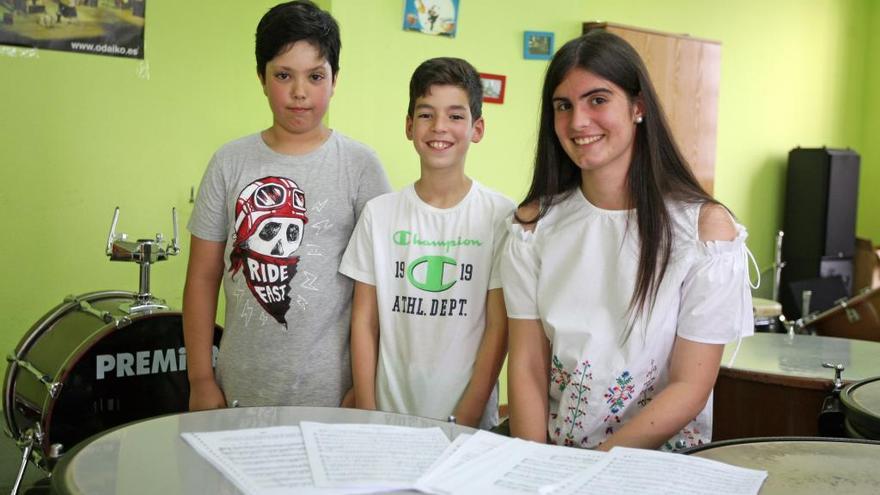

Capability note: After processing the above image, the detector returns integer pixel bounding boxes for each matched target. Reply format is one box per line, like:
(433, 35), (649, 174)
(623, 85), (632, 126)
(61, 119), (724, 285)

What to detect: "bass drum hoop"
(3, 290), (135, 443)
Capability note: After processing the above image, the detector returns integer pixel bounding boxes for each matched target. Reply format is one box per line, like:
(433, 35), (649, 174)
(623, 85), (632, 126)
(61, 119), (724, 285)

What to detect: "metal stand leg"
(11, 434), (34, 495)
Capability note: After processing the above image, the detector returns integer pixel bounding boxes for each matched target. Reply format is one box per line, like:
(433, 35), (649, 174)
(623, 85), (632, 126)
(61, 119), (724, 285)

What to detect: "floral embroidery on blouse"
(551, 356), (593, 447)
(603, 371), (635, 434)
(637, 360), (658, 407)
(663, 420), (704, 451)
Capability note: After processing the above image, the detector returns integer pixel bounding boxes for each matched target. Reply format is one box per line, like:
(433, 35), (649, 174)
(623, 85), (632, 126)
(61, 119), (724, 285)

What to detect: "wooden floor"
(0, 433), (50, 494)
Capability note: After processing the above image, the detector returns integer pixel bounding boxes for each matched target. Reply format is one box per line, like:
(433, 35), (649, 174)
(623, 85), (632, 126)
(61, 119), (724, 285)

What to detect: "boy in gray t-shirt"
(184, 1), (390, 410)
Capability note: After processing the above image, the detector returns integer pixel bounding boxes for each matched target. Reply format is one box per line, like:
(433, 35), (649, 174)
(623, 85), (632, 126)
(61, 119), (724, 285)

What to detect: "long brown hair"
(520, 31), (716, 332)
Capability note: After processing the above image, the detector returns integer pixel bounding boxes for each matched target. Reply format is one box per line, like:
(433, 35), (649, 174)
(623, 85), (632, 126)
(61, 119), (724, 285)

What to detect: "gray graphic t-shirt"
(188, 131), (390, 407)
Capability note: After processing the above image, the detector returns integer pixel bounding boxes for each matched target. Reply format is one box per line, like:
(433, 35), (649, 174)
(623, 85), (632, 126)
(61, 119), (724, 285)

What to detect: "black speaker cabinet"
(780, 147), (860, 317)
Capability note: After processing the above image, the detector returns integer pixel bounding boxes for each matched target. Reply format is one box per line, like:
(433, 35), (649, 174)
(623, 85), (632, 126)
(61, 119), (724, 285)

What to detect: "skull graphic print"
(229, 177), (308, 326)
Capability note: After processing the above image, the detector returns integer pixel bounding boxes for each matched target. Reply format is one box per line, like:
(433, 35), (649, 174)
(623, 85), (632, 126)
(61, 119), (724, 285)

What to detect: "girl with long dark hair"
(501, 31), (753, 450)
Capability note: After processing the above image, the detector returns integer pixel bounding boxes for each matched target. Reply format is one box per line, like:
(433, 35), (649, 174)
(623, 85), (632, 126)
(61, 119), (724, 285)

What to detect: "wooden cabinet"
(583, 22), (721, 195)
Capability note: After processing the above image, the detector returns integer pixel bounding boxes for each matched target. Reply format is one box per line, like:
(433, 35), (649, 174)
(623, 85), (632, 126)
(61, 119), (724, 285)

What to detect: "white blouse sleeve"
(500, 220), (541, 319)
(676, 225), (754, 344)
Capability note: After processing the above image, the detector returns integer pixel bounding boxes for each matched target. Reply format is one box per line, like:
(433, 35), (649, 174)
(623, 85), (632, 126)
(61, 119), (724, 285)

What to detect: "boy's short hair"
(408, 57), (483, 120)
(255, 0), (340, 80)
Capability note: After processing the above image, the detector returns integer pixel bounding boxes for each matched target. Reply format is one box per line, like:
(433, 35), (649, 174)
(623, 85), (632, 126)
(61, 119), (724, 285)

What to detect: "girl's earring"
(635, 115), (643, 124)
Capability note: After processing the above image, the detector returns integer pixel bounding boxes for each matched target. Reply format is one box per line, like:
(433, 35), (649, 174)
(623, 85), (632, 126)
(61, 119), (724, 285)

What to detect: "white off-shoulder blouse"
(501, 190), (753, 450)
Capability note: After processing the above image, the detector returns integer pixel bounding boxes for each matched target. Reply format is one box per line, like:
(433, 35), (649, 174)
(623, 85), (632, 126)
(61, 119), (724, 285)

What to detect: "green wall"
(859, 0), (880, 240)
(332, 0), (875, 297)
(0, 1), (281, 355)
(1, 1), (876, 405)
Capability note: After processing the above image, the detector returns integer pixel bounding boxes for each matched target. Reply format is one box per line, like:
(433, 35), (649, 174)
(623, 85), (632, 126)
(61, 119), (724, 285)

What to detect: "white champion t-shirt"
(341, 180), (515, 428)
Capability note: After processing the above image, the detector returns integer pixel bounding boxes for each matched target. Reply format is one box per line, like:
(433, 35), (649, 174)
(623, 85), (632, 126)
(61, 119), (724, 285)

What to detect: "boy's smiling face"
(261, 40), (335, 141)
(406, 84), (484, 172)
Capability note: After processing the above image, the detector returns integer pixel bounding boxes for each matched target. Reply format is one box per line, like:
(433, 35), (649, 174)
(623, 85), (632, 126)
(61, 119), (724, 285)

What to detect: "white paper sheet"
(300, 421), (451, 490)
(422, 433), (474, 477)
(181, 426), (362, 495)
(545, 446), (767, 495)
(418, 430), (512, 488)
(419, 437), (605, 495)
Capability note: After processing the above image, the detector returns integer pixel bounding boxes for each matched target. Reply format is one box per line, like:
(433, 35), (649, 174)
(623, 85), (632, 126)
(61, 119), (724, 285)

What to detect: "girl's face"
(552, 68), (642, 176)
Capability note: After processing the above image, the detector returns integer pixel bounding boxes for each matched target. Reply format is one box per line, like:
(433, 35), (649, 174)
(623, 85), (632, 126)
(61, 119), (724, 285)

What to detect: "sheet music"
(544, 446), (767, 495)
(299, 421), (451, 490)
(418, 430), (512, 487)
(422, 433), (474, 476)
(181, 426), (365, 495)
(419, 437), (605, 494)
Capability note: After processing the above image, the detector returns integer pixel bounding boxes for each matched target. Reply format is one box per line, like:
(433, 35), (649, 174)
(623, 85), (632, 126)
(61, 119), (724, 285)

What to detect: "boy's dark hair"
(408, 57), (483, 120)
(255, 1), (341, 80)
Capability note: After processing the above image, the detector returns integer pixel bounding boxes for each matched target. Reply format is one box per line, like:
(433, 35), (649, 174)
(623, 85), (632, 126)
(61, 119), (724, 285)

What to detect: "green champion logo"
(407, 255), (457, 292)
(393, 230), (482, 252)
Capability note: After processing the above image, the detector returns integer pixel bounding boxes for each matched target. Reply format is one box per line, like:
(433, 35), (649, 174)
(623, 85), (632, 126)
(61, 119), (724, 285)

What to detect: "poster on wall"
(402, 0), (459, 38)
(0, 0), (146, 59)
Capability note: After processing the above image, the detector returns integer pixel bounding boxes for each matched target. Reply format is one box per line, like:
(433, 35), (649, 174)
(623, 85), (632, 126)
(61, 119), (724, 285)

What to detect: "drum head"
(47, 314), (192, 452)
(684, 437), (880, 494)
(841, 376), (880, 440)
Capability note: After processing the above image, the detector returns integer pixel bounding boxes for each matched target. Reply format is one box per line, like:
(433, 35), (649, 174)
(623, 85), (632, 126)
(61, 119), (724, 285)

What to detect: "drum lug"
(834, 297), (861, 324)
(65, 295), (116, 324)
(6, 353), (64, 398)
(845, 307), (860, 323)
(48, 443), (64, 459)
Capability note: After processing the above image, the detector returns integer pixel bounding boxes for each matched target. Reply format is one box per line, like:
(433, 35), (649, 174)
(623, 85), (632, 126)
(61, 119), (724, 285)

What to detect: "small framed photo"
(479, 73), (506, 104)
(402, 0), (460, 37)
(524, 31), (554, 60)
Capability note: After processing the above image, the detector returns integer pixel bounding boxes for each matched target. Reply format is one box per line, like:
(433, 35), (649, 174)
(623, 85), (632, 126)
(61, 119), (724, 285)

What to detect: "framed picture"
(524, 31), (554, 60)
(479, 73), (506, 104)
(402, 0), (460, 38)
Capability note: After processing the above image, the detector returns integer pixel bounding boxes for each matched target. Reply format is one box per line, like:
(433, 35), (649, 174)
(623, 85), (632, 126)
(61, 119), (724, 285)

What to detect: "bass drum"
(683, 437), (880, 494)
(3, 290), (222, 469)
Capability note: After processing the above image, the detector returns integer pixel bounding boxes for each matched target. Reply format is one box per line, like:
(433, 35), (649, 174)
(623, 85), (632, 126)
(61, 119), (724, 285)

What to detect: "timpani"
(684, 437), (880, 495)
(841, 376), (880, 439)
(713, 333), (880, 440)
(50, 406), (475, 495)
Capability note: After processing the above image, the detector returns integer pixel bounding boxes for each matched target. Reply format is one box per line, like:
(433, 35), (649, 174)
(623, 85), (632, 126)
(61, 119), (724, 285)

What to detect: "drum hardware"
(801, 289), (812, 320)
(5, 354), (62, 399)
(105, 206), (180, 314)
(772, 230), (785, 302)
(67, 294), (115, 324)
(795, 289), (880, 338)
(818, 362), (846, 437)
(835, 297), (861, 323)
(10, 427), (38, 495)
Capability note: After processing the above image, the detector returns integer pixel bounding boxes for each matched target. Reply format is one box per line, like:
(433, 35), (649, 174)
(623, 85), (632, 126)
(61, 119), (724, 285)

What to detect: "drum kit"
(3, 208), (222, 494)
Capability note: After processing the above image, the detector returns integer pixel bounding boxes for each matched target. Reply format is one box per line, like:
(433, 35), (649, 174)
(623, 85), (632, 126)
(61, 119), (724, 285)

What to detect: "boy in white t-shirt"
(339, 58), (513, 428)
